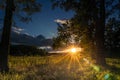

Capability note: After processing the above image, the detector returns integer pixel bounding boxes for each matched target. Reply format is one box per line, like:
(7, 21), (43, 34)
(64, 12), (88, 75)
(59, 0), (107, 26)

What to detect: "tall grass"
(0, 55), (120, 80)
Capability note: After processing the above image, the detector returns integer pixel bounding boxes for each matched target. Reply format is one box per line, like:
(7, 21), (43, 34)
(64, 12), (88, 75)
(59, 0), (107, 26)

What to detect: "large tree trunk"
(0, 0), (14, 72)
(95, 0), (106, 66)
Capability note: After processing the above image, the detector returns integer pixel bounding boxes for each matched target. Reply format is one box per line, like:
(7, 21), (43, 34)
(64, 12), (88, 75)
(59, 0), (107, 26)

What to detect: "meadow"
(0, 54), (120, 80)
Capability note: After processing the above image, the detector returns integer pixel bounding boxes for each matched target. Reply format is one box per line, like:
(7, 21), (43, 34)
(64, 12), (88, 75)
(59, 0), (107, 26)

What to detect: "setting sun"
(71, 48), (77, 53)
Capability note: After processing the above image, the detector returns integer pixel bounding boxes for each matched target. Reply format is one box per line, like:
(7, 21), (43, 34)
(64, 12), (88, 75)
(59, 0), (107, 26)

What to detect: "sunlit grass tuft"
(0, 55), (120, 80)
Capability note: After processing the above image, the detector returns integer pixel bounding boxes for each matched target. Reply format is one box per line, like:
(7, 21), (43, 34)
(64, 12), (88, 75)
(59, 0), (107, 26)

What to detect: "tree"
(95, 0), (106, 65)
(51, 0), (120, 65)
(0, 0), (41, 72)
(53, 19), (73, 49)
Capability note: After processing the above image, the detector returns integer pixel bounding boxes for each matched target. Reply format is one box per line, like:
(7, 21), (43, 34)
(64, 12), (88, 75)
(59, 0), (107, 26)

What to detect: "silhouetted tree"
(0, 0), (41, 72)
(53, 19), (79, 49)
(52, 0), (120, 65)
(95, 0), (106, 65)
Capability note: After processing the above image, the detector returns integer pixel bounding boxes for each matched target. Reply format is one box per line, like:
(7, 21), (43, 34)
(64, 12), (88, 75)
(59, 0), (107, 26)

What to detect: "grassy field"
(0, 54), (120, 80)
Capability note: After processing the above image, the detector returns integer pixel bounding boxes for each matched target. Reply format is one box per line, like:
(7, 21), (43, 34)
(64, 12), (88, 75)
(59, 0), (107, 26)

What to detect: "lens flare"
(71, 48), (76, 53)
(53, 47), (84, 71)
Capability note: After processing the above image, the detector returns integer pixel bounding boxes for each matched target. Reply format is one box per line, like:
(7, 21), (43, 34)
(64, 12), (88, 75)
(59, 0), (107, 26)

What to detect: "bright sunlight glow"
(71, 48), (77, 53)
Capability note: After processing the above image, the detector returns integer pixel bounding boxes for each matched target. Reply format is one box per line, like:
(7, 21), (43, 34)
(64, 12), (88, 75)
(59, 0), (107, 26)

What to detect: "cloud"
(12, 26), (24, 34)
(54, 19), (68, 24)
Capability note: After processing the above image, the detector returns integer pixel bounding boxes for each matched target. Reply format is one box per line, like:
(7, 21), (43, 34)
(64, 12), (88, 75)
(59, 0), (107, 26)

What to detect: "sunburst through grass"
(53, 47), (84, 70)
(51, 48), (116, 80)
(53, 47), (102, 73)
(0, 55), (119, 80)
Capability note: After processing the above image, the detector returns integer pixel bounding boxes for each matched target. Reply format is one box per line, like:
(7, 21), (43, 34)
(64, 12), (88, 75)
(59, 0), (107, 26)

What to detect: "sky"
(0, 0), (74, 38)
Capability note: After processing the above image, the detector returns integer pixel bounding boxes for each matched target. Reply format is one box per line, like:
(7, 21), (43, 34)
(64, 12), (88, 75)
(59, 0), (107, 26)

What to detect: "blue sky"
(0, 0), (74, 38)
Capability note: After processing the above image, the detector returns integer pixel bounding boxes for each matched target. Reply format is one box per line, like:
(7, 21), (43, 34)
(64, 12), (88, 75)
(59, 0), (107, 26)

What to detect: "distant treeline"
(10, 45), (48, 56)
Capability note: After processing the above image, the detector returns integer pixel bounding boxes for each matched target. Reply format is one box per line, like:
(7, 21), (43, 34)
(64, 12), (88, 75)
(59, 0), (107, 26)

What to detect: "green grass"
(0, 55), (120, 80)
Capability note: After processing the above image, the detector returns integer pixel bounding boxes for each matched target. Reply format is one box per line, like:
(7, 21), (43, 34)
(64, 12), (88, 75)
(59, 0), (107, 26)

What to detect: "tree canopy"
(52, 0), (120, 65)
(0, 0), (41, 23)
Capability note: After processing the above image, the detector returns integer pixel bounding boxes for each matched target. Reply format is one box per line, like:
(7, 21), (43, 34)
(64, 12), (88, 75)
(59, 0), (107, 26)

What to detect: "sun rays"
(51, 46), (102, 76)
(53, 47), (84, 70)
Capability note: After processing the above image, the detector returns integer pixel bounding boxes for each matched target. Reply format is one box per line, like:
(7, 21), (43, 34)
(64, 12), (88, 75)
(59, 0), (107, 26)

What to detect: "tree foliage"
(52, 0), (120, 65)
(0, 0), (41, 23)
(53, 20), (81, 49)
(52, 0), (120, 49)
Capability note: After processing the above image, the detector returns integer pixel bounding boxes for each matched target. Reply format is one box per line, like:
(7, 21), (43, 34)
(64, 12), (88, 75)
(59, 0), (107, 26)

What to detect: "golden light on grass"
(53, 46), (84, 70)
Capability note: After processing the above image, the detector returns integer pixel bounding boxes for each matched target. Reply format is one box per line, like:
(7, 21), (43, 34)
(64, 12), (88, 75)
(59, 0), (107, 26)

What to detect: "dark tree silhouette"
(0, 0), (41, 72)
(52, 0), (120, 65)
(95, 0), (106, 65)
(0, 0), (14, 72)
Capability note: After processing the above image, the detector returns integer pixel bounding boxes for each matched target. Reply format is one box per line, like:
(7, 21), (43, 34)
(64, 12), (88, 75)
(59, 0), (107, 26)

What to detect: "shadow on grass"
(106, 65), (120, 74)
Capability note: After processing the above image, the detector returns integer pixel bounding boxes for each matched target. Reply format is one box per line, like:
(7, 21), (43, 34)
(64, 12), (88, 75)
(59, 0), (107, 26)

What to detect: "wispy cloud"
(54, 19), (68, 24)
(12, 26), (24, 34)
